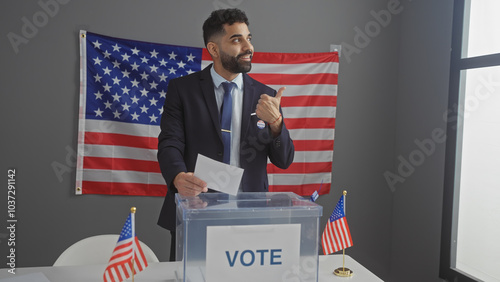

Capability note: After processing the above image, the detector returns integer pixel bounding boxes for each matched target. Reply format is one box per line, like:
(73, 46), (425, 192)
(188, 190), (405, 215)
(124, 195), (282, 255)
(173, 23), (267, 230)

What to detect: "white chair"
(53, 234), (159, 266)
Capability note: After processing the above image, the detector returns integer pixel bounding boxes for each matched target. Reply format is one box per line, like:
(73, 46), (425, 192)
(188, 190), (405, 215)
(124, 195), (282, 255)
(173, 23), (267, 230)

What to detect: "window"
(440, 1), (500, 282)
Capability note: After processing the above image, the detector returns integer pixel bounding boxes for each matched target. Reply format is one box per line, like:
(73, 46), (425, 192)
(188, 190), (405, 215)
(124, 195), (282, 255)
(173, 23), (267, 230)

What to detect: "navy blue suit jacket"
(157, 65), (294, 231)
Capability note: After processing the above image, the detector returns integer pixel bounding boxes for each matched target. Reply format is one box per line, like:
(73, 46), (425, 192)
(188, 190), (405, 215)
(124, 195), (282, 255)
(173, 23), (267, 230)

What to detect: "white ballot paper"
(194, 154), (244, 196)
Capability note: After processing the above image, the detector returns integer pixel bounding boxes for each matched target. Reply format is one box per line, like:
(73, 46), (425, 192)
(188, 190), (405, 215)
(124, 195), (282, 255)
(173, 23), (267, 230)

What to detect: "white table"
(0, 255), (383, 282)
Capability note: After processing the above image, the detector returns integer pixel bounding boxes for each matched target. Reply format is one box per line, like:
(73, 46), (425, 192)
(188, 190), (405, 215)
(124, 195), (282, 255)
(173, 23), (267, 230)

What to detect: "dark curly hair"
(202, 8), (249, 47)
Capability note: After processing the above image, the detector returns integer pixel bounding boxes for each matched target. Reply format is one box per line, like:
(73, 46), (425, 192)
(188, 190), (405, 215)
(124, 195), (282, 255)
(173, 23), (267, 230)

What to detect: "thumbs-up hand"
(274, 86), (285, 104)
(255, 87), (286, 136)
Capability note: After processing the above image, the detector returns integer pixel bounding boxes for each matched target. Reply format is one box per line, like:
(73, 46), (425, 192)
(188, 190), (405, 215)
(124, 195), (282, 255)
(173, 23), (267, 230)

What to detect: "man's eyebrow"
(229, 33), (252, 39)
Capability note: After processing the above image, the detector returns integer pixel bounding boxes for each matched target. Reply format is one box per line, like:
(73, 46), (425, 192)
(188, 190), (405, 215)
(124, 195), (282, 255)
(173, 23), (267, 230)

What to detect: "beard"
(220, 49), (252, 74)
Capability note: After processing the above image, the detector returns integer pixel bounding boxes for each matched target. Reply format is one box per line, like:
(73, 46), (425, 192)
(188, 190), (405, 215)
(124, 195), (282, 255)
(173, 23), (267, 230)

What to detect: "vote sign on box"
(205, 224), (301, 282)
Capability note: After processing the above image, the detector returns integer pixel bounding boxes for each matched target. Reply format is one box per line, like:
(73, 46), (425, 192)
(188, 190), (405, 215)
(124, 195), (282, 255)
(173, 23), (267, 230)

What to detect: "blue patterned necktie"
(220, 82), (235, 164)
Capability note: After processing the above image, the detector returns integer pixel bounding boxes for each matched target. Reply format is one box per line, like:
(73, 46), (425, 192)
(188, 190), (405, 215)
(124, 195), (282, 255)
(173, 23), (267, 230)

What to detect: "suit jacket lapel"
(241, 73), (257, 142)
(200, 64), (222, 140)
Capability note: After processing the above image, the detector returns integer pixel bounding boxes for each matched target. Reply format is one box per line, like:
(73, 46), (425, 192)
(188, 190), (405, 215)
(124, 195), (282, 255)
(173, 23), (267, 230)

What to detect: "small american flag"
(310, 180), (323, 202)
(103, 212), (148, 282)
(321, 193), (353, 254)
(77, 30), (339, 197)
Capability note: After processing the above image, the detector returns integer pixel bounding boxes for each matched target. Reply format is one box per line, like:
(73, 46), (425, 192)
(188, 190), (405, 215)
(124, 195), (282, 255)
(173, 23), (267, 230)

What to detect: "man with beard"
(157, 8), (295, 261)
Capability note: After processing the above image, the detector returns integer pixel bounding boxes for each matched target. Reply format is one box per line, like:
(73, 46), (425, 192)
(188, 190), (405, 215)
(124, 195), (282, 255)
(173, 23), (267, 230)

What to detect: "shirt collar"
(210, 65), (243, 90)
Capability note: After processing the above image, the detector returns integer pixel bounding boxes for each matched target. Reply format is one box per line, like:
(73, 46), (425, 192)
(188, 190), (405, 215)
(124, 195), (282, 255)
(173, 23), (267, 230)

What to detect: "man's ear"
(206, 42), (219, 58)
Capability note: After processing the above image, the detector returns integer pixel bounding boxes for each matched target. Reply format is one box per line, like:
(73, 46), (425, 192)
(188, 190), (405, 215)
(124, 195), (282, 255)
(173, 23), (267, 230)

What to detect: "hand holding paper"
(173, 172), (208, 197)
(194, 154), (244, 196)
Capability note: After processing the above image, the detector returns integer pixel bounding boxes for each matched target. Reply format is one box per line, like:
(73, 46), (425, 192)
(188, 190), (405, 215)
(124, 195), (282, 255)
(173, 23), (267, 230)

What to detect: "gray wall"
(0, 1), (453, 281)
(389, 1), (453, 281)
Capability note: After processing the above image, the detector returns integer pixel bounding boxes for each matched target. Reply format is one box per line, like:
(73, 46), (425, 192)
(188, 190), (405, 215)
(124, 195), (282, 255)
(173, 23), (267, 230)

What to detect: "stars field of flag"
(85, 31), (202, 126)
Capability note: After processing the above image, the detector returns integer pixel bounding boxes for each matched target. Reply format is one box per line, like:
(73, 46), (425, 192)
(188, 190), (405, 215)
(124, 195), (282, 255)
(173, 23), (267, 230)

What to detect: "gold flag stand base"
(334, 267), (353, 277)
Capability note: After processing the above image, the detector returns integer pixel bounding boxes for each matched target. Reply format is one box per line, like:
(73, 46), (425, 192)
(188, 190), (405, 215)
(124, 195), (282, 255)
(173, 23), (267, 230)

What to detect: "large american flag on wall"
(76, 30), (338, 197)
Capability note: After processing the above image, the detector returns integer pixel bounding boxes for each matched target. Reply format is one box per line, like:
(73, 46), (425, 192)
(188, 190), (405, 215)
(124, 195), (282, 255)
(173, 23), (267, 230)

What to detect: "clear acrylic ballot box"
(175, 192), (323, 282)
